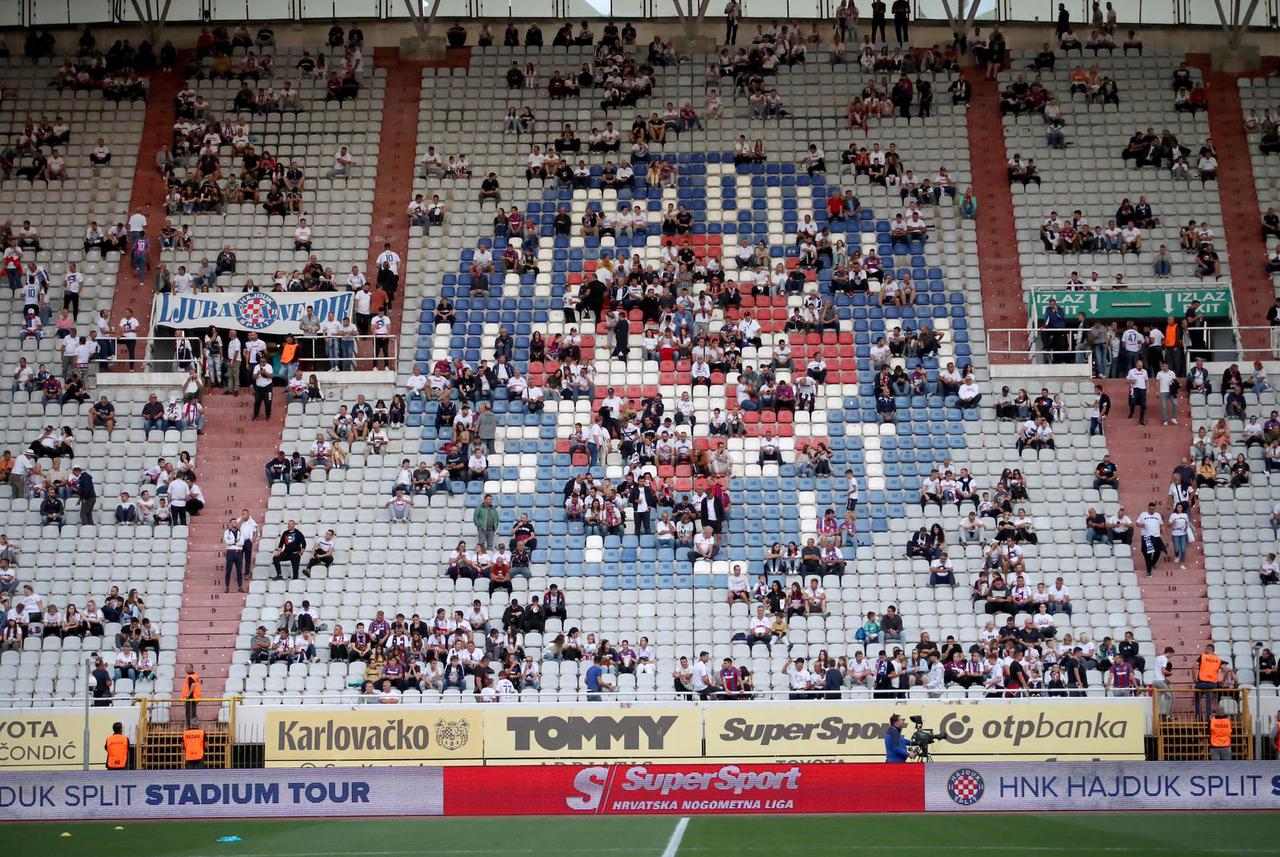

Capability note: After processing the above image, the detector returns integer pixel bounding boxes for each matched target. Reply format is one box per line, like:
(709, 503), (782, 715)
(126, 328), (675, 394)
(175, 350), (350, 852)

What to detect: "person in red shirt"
(719, 658), (742, 699)
(826, 190), (845, 222)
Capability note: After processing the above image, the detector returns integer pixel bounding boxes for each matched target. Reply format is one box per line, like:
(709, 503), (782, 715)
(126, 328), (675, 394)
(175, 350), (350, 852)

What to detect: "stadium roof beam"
(403, 0), (444, 43)
(938, 0), (984, 40)
(129, 0), (172, 41)
(1214, 0), (1262, 49)
(672, 0), (714, 44)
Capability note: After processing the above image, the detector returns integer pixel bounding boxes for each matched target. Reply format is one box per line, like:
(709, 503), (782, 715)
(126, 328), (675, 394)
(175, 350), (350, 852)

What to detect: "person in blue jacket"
(885, 713), (910, 762)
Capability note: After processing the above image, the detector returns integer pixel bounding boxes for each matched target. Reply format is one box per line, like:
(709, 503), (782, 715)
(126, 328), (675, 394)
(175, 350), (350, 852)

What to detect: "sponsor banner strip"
(262, 700), (1146, 768)
(703, 700), (1146, 762)
(0, 767), (443, 821)
(0, 710), (139, 771)
(926, 761), (1280, 812)
(444, 763), (925, 815)
(152, 291), (353, 335)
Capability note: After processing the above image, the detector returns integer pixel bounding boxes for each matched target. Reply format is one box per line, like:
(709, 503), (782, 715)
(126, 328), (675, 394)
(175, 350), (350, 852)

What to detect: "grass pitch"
(5, 813), (1279, 857)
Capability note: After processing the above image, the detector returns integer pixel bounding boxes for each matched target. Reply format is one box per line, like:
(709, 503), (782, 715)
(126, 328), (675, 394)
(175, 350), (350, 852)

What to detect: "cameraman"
(884, 713), (910, 762)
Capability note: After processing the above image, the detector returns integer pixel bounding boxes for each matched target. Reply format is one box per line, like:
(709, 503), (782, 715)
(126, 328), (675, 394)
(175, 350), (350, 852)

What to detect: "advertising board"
(0, 710), (137, 771)
(264, 708), (484, 767)
(926, 761), (1280, 811)
(444, 763), (924, 814)
(703, 700), (1146, 762)
(0, 767), (443, 821)
(481, 705), (703, 765)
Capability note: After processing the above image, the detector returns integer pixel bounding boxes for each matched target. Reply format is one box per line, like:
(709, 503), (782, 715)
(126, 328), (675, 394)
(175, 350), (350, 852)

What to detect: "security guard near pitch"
(1193, 644), (1221, 718)
(183, 664), (201, 725)
(183, 724), (205, 769)
(1208, 706), (1232, 761)
(105, 722), (130, 770)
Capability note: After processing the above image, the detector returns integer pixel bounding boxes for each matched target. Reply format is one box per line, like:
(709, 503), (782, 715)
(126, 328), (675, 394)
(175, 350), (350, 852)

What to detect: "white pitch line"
(659, 817), (690, 857)
(183, 845), (1280, 857)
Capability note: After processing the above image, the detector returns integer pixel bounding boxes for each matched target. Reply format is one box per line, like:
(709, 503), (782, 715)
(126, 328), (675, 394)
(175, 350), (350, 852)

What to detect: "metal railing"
(0, 684), (1191, 710)
(137, 695), (241, 770)
(87, 335), (398, 375)
(1150, 687), (1254, 761)
(986, 324), (1277, 365)
(8, 0), (1272, 29)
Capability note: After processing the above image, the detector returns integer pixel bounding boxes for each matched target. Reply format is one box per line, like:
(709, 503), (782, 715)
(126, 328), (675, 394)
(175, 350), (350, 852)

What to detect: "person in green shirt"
(473, 493), (500, 550)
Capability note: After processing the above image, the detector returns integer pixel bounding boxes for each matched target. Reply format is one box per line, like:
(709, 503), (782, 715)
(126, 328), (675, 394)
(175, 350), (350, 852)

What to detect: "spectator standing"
(474, 494), (500, 550)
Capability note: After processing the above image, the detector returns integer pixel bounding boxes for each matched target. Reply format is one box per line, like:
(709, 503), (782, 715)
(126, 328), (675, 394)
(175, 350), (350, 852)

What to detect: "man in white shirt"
(251, 356), (274, 420)
(957, 377), (981, 409)
(690, 651), (714, 700)
(1155, 360), (1178, 425)
(746, 607), (772, 651)
(586, 418), (610, 471)
(785, 657), (814, 700)
(1152, 645), (1175, 715)
(127, 210), (147, 243)
(325, 145), (353, 179)
(1109, 508), (1133, 545)
(224, 332), (242, 394)
(1135, 502), (1166, 576)
(293, 218), (313, 251)
(172, 265), (194, 294)
(319, 313), (342, 370)
(62, 262), (83, 320)
(691, 526), (718, 561)
(1119, 321), (1144, 375)
(375, 243), (401, 276)
(1126, 358), (1148, 425)
(118, 309), (140, 366)
(406, 366), (428, 399)
(726, 564), (750, 604)
(1047, 577), (1072, 615)
(371, 311), (392, 370)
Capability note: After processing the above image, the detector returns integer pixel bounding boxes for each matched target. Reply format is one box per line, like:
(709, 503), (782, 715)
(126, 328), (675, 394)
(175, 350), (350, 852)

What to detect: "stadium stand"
(220, 31), (1161, 705)
(1000, 52), (1224, 287)
(0, 49), (197, 706)
(0, 15), (1274, 725)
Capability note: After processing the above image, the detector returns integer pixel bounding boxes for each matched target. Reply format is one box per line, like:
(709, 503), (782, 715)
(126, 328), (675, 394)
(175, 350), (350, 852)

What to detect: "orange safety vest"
(281, 341), (297, 365)
(183, 728), (205, 762)
(185, 672), (202, 700)
(1209, 716), (1232, 748)
(1197, 653), (1221, 683)
(105, 733), (129, 769)
(1164, 323), (1179, 348)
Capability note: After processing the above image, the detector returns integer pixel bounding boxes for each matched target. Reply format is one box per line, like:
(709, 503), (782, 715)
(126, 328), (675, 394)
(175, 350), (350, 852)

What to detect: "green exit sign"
(1030, 288), (1232, 320)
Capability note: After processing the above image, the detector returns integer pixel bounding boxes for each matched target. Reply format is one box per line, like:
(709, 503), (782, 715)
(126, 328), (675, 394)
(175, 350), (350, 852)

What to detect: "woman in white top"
(83, 600), (105, 636)
(114, 644), (139, 680)
(1168, 501), (1192, 567)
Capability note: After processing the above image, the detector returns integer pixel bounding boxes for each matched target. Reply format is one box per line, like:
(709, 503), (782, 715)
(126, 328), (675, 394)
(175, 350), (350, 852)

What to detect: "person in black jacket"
(891, 0), (910, 44)
(272, 520), (307, 580)
(871, 0), (887, 43)
(71, 466), (95, 524)
(630, 475), (657, 535)
(544, 584), (567, 621)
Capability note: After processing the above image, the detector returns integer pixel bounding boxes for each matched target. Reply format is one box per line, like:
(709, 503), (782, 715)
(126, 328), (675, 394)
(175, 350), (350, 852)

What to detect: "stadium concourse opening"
(3, 7), (1280, 854)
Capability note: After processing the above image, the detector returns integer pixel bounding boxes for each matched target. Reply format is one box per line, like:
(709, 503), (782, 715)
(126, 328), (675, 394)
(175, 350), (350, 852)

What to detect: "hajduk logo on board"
(945, 768), (985, 806)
